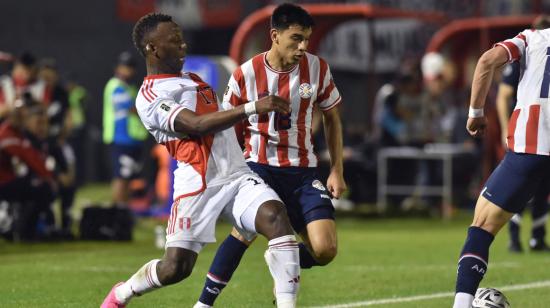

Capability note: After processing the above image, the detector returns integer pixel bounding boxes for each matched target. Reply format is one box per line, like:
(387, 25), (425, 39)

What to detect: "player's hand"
(326, 169), (347, 199)
(501, 130), (508, 149)
(466, 116), (487, 138)
(255, 95), (290, 115)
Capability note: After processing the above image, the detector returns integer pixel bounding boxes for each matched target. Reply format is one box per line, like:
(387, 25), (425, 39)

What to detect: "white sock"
(264, 235), (300, 308)
(115, 259), (162, 304)
(453, 292), (474, 308)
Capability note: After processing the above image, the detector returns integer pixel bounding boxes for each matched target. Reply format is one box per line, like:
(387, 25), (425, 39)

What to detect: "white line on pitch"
(307, 279), (550, 308)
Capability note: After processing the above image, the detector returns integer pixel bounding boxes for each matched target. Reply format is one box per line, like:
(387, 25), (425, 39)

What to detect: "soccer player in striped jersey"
(195, 3), (346, 307)
(101, 13), (301, 308)
(454, 26), (550, 307)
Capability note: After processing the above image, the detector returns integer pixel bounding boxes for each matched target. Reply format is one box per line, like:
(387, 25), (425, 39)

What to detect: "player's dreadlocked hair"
(132, 13), (173, 56)
(271, 3), (314, 31)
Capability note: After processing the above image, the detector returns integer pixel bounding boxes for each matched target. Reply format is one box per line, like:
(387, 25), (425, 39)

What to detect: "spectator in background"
(0, 52), (41, 120)
(65, 74), (88, 185)
(102, 51), (148, 208)
(0, 94), (56, 241)
(38, 58), (75, 238)
(372, 58), (424, 147)
(496, 15), (550, 253)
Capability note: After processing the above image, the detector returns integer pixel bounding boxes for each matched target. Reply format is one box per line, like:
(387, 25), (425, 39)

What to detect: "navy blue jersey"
(500, 62), (521, 113)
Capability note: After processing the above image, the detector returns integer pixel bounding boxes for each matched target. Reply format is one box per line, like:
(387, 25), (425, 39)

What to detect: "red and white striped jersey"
(135, 73), (250, 200)
(223, 52), (342, 167)
(496, 28), (550, 155)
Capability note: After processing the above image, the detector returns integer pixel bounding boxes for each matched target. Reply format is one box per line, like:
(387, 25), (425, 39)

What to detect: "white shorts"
(165, 172), (281, 253)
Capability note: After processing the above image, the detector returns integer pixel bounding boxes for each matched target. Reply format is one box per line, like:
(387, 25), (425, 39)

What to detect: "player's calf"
(103, 248), (197, 306)
(454, 197), (512, 308)
(255, 201), (300, 308)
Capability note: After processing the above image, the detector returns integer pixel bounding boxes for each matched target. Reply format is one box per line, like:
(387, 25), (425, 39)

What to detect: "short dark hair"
(271, 3), (314, 31)
(132, 13), (173, 56)
(533, 15), (550, 30)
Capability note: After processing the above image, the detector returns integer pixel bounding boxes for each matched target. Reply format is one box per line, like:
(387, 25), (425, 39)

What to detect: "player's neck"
(146, 62), (180, 76)
(266, 49), (293, 71)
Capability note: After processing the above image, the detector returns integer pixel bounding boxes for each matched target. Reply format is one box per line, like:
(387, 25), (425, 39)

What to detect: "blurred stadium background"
(1, 0), (550, 307)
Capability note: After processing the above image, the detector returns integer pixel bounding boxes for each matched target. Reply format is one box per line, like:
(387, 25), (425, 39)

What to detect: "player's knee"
(312, 242), (337, 265)
(158, 259), (193, 284)
(257, 201), (292, 235)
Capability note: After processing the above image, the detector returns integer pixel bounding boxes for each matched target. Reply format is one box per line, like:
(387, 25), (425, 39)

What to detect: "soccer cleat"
(508, 240), (523, 253)
(101, 282), (126, 308)
(192, 302), (212, 308)
(529, 239), (550, 252)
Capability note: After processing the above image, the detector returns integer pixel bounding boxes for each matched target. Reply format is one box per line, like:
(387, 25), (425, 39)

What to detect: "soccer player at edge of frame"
(101, 12), (302, 308)
(195, 3), (346, 308)
(453, 23), (550, 307)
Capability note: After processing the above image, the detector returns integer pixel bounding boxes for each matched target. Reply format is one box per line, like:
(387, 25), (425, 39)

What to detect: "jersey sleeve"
(495, 29), (529, 62)
(316, 59), (342, 111)
(137, 88), (197, 133)
(221, 70), (246, 111)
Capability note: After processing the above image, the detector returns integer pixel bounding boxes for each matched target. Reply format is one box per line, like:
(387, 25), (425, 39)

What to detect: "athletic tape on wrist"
(468, 107), (484, 118)
(244, 101), (257, 116)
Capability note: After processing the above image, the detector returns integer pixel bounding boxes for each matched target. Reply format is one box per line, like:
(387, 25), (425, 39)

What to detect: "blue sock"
(456, 226), (494, 295)
(198, 235), (248, 306)
(299, 242), (320, 269)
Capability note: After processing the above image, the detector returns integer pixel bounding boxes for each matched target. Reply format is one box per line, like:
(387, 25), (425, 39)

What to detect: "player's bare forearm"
(470, 46), (509, 109)
(173, 95), (289, 137)
(322, 107), (344, 174)
(173, 106), (248, 136)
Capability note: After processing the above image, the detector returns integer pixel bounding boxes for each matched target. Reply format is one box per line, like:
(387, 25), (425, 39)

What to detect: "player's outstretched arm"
(467, 46), (509, 138)
(173, 95), (290, 136)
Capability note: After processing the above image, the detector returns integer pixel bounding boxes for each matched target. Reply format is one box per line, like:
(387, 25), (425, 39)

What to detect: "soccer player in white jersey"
(101, 13), (301, 308)
(453, 27), (550, 307)
(195, 3), (346, 307)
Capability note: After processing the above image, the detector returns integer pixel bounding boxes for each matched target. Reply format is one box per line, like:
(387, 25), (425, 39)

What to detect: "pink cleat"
(101, 282), (126, 308)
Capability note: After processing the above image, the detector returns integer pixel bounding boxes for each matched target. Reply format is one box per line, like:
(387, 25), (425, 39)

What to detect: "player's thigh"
(300, 219), (337, 255)
(292, 172), (334, 233)
(477, 151), (550, 234)
(225, 172), (285, 240)
(166, 185), (230, 251)
(481, 151), (550, 214)
(472, 195), (514, 235)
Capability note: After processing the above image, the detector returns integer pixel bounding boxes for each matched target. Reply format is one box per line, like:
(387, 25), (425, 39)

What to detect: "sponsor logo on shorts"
(312, 180), (326, 191)
(481, 186), (492, 197)
(247, 177), (261, 185)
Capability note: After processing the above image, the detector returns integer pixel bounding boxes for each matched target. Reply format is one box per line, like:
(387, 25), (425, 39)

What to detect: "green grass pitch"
(1, 185), (549, 307)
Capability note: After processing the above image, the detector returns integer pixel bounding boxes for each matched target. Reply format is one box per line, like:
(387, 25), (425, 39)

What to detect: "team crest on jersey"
(299, 83), (313, 99)
(312, 180), (326, 191)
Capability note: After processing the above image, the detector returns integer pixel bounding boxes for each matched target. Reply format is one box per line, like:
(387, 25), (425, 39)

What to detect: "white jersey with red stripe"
(135, 73), (250, 200)
(496, 28), (550, 155)
(222, 52), (341, 167)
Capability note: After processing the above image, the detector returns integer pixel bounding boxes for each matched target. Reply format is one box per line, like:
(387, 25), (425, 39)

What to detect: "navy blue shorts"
(247, 162), (334, 233)
(110, 144), (143, 180)
(482, 151), (550, 213)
